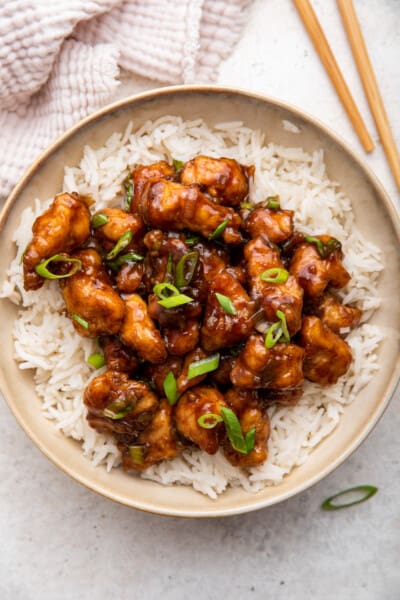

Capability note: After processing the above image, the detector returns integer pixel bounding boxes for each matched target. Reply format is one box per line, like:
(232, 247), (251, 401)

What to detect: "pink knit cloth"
(0, 0), (252, 201)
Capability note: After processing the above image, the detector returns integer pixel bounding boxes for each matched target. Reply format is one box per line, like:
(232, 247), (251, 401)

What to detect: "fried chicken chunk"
(174, 385), (227, 454)
(23, 192), (91, 291)
(230, 334), (304, 390)
(120, 293), (167, 364)
(245, 236), (303, 335)
(61, 249), (125, 337)
(84, 370), (159, 436)
(101, 336), (139, 373)
(115, 262), (143, 293)
(290, 236), (351, 297)
(131, 160), (175, 212)
(137, 179), (242, 244)
(309, 292), (362, 333)
(180, 156), (252, 206)
(120, 401), (182, 471)
(201, 270), (255, 351)
(299, 316), (352, 385)
(223, 388), (270, 467)
(92, 207), (144, 251)
(243, 206), (294, 243)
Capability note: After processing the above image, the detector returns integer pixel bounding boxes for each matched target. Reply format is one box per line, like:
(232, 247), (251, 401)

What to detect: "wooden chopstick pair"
(293, 0), (400, 192)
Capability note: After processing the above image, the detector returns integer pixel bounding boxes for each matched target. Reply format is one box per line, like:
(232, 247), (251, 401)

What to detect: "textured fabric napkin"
(0, 0), (251, 202)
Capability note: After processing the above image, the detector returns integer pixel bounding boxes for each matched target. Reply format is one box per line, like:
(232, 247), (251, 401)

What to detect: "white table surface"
(1, 1), (399, 599)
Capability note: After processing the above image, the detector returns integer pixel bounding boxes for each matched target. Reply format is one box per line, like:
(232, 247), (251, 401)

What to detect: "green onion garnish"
(220, 407), (255, 454)
(240, 202), (254, 210)
(175, 251), (199, 288)
(128, 445), (144, 464)
(166, 252), (174, 276)
(123, 175), (134, 209)
(266, 196), (280, 210)
(103, 400), (132, 420)
(158, 294), (193, 308)
(173, 159), (184, 171)
(91, 213), (109, 228)
(259, 267), (289, 284)
(163, 371), (178, 405)
(153, 282), (193, 308)
(107, 251), (144, 272)
(321, 485), (378, 511)
(106, 231), (133, 260)
(72, 314), (89, 329)
(197, 413), (223, 429)
(185, 235), (200, 246)
(208, 219), (229, 241)
(187, 353), (220, 380)
(264, 310), (290, 348)
(87, 353), (105, 369)
(35, 254), (82, 280)
(215, 292), (237, 315)
(304, 235), (342, 259)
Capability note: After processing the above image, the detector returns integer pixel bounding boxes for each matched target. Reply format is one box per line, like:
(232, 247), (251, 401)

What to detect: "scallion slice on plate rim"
(321, 485), (378, 510)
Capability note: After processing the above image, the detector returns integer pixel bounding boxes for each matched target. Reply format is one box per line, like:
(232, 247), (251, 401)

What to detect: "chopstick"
(293, 0), (374, 153)
(337, 0), (400, 191)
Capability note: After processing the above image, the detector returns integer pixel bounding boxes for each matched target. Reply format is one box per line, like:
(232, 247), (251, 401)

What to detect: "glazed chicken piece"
(299, 316), (352, 385)
(308, 292), (362, 333)
(144, 357), (183, 397)
(120, 293), (167, 364)
(84, 370), (159, 436)
(131, 160), (175, 213)
(192, 239), (228, 281)
(211, 353), (237, 386)
(61, 249), (125, 337)
(163, 319), (200, 356)
(243, 206), (294, 243)
(258, 387), (303, 406)
(137, 179), (243, 244)
(92, 207), (145, 252)
(115, 261), (143, 293)
(176, 347), (209, 395)
(23, 192), (91, 291)
(100, 336), (139, 373)
(180, 156), (253, 206)
(174, 385), (227, 454)
(230, 334), (304, 390)
(244, 236), (303, 335)
(223, 388), (270, 467)
(120, 400), (182, 471)
(201, 270), (255, 351)
(290, 236), (351, 297)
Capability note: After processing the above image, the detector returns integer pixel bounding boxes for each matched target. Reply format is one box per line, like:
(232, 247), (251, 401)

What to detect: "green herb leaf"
(265, 195), (280, 210)
(92, 213), (109, 228)
(173, 159), (184, 171)
(276, 309), (290, 342)
(208, 219), (229, 241)
(245, 427), (256, 453)
(87, 353), (105, 369)
(185, 235), (200, 247)
(106, 251), (144, 272)
(175, 251), (199, 288)
(197, 413), (223, 429)
(321, 485), (378, 511)
(35, 254), (82, 280)
(123, 175), (134, 209)
(153, 282), (180, 299)
(304, 235), (342, 259)
(72, 314), (89, 330)
(128, 445), (144, 464)
(103, 400), (132, 420)
(265, 321), (283, 349)
(215, 292), (237, 315)
(187, 353), (220, 380)
(106, 231), (133, 260)
(158, 294), (193, 309)
(220, 407), (247, 454)
(163, 371), (178, 405)
(259, 267), (289, 284)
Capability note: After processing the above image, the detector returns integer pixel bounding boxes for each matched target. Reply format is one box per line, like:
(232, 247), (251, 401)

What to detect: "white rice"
(1, 117), (384, 500)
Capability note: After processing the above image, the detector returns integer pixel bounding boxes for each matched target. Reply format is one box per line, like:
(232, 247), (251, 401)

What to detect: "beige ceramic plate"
(1, 86), (399, 517)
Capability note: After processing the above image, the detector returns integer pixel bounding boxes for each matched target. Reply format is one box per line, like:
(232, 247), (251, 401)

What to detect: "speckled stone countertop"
(1, 1), (399, 599)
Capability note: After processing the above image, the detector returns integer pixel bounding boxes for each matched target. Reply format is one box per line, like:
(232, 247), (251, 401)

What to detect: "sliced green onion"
(91, 213), (109, 228)
(87, 353), (105, 369)
(103, 401), (132, 420)
(266, 195), (280, 210)
(35, 254), (82, 280)
(304, 235), (342, 259)
(220, 407), (247, 454)
(106, 231), (133, 260)
(107, 251), (144, 272)
(128, 445), (144, 464)
(175, 251), (199, 288)
(215, 292), (237, 315)
(123, 175), (134, 209)
(187, 353), (220, 380)
(173, 159), (184, 171)
(265, 321), (283, 349)
(208, 219), (228, 241)
(158, 294), (193, 308)
(166, 252), (174, 276)
(259, 267), (289, 284)
(72, 314), (89, 329)
(185, 235), (200, 247)
(153, 282), (180, 299)
(240, 202), (254, 210)
(245, 427), (256, 453)
(276, 310), (290, 342)
(321, 485), (378, 511)
(197, 413), (223, 429)
(163, 371), (178, 405)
